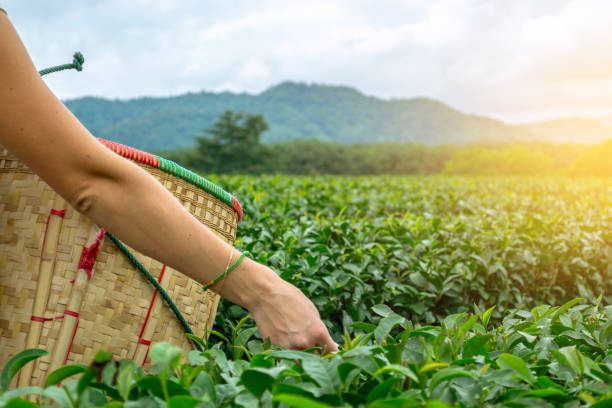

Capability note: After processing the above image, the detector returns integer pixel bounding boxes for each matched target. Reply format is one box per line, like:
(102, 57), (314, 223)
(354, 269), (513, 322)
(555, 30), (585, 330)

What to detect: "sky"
(4, 0), (612, 123)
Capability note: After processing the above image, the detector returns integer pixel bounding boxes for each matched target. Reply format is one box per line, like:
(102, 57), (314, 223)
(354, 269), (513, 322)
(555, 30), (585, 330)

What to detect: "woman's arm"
(0, 12), (337, 353)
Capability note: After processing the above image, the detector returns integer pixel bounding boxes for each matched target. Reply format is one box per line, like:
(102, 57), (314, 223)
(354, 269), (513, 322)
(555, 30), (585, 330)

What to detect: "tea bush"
(1, 299), (610, 407)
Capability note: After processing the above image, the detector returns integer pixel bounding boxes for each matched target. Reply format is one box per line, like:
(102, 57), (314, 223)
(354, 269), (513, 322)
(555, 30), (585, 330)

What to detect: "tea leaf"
(497, 354), (535, 384)
(1, 349), (48, 392)
(45, 364), (87, 387)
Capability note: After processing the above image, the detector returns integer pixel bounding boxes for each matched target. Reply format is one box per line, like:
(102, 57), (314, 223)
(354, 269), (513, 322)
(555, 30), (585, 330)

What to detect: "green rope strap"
(105, 232), (203, 351)
(202, 251), (250, 291)
(38, 52), (85, 76)
(156, 156), (233, 206)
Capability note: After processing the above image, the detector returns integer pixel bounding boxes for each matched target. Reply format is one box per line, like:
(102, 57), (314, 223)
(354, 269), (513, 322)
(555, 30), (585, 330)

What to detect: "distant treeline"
(161, 141), (455, 175)
(155, 109), (611, 176)
(159, 139), (611, 176)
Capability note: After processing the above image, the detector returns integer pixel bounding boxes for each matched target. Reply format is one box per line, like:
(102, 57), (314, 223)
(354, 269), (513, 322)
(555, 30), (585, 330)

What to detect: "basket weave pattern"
(0, 145), (238, 387)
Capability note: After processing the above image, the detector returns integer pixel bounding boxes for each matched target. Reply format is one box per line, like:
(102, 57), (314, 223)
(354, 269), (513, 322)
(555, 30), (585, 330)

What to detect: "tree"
(194, 110), (269, 173)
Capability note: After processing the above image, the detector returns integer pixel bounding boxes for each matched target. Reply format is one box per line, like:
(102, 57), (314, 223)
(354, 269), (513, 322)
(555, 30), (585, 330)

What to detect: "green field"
(3, 176), (611, 407)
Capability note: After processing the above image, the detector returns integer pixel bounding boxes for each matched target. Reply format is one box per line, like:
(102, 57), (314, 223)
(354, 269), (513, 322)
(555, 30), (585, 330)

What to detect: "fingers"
(320, 330), (339, 354)
(291, 318), (338, 354)
(266, 322), (338, 354)
(313, 321), (339, 355)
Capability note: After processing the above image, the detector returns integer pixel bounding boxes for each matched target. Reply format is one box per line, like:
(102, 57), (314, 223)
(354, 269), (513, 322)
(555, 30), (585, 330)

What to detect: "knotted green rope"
(105, 232), (203, 352)
(38, 52), (84, 76)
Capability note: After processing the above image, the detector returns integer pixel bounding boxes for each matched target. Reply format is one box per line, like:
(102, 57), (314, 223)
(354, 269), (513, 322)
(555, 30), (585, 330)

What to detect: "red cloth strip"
(39, 208), (66, 261)
(138, 265), (166, 339)
(138, 290), (159, 338)
(40, 216), (51, 259)
(64, 318), (79, 365)
(138, 265), (166, 366)
(30, 315), (64, 323)
(50, 209), (66, 218)
(142, 347), (150, 366)
(78, 228), (106, 279)
(232, 196), (244, 222)
(64, 309), (79, 318)
(97, 139), (246, 220)
(97, 138), (160, 168)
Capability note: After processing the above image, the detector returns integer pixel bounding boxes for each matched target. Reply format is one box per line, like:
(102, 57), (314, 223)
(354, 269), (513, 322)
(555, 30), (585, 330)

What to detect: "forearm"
(73, 158), (278, 309)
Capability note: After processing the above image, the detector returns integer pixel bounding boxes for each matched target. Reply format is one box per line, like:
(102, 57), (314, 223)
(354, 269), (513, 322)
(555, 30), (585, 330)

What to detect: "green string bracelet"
(202, 251), (250, 291)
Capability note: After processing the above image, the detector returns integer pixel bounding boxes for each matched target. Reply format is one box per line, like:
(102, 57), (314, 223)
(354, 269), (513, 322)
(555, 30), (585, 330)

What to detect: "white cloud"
(4, 0), (612, 122)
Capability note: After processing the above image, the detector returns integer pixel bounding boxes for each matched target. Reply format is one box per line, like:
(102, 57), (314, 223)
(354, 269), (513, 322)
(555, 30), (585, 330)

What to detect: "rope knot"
(72, 52), (85, 71)
(39, 51), (86, 76)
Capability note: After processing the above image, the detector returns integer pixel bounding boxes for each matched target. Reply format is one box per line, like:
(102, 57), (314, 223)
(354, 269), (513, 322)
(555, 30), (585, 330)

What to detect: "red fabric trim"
(137, 264), (165, 366)
(158, 264), (166, 281)
(38, 206), (66, 278)
(232, 196), (243, 222)
(97, 138), (160, 168)
(138, 288), (158, 338)
(64, 309), (79, 318)
(142, 347), (150, 366)
(50, 209), (66, 218)
(138, 265), (165, 339)
(64, 318), (79, 365)
(97, 139), (243, 220)
(31, 315), (64, 323)
(40, 215), (51, 259)
(78, 228), (105, 279)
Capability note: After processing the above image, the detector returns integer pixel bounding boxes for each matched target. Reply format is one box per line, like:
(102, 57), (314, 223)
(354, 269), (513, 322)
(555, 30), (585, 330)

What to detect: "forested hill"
(63, 82), (609, 151)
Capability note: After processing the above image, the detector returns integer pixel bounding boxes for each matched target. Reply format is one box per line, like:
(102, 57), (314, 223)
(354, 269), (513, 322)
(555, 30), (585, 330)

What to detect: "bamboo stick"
(47, 225), (102, 376)
(17, 199), (66, 388)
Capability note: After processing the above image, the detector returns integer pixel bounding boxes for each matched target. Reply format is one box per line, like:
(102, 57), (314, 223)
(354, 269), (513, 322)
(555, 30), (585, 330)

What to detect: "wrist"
(214, 255), (281, 310)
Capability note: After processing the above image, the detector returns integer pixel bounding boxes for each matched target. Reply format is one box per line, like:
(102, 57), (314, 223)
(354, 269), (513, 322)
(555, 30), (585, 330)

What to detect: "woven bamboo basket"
(0, 139), (243, 388)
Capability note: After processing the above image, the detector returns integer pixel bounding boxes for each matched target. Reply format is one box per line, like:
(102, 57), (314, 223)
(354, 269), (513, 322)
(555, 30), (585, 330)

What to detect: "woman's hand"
(249, 277), (338, 354)
(217, 258), (338, 353)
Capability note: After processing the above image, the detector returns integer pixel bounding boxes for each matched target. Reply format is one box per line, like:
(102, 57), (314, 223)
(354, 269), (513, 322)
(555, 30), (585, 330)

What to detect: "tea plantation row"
(214, 176), (611, 339)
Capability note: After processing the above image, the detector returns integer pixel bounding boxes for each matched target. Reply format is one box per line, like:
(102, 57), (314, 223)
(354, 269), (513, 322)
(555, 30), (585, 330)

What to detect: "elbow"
(63, 152), (137, 219)
(67, 180), (101, 217)
(66, 167), (128, 220)
(52, 144), (129, 218)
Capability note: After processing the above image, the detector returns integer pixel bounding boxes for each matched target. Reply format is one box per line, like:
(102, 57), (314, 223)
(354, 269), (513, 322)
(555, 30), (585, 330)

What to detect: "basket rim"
(97, 138), (243, 222)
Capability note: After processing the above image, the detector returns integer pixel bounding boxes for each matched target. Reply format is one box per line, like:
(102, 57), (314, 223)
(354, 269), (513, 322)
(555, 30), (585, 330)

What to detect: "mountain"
(63, 81), (605, 151)
(517, 118), (612, 143)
